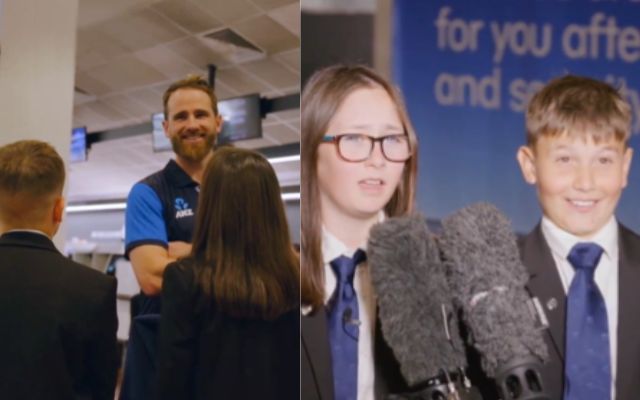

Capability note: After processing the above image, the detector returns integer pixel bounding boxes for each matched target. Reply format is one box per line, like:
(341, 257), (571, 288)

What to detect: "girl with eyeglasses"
(301, 65), (419, 400)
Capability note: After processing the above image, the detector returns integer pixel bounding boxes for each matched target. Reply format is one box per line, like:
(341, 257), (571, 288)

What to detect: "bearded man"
(120, 76), (223, 399)
(124, 75), (222, 312)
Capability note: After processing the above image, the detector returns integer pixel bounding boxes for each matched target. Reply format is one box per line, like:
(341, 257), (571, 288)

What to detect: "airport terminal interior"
(62, 0), (299, 373)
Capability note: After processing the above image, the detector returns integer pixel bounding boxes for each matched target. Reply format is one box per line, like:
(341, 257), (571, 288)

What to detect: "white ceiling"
(69, 0), (300, 203)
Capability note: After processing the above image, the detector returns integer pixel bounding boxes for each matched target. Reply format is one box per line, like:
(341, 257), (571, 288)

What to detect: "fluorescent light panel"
(66, 203), (127, 213)
(268, 154), (300, 164)
(281, 192), (300, 201)
(67, 192), (300, 213)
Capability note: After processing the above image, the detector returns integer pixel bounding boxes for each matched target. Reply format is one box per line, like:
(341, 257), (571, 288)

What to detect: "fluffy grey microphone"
(440, 203), (549, 398)
(368, 213), (467, 388)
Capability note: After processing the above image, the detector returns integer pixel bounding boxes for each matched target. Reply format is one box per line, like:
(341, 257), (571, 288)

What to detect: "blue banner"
(394, 0), (640, 233)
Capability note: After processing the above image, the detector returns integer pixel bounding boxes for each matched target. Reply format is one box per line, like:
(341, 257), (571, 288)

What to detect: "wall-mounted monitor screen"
(70, 126), (87, 163)
(152, 112), (172, 152)
(217, 94), (262, 145)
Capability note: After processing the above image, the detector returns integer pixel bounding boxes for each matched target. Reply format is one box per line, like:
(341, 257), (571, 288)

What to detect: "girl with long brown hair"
(157, 147), (299, 400)
(301, 65), (418, 400)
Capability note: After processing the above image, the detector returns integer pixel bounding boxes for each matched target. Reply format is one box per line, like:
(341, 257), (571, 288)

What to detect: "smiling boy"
(516, 75), (640, 400)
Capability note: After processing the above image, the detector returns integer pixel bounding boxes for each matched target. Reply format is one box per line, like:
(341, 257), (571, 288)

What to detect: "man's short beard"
(171, 133), (216, 162)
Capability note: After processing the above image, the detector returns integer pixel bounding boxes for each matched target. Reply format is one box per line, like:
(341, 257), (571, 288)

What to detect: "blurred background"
(302, 0), (640, 235)
(0, 0), (300, 353)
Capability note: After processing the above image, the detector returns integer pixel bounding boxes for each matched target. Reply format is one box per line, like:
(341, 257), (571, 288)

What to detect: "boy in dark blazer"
(515, 75), (640, 400)
(0, 140), (118, 400)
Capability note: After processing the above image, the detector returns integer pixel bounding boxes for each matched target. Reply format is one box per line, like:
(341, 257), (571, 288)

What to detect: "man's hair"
(526, 75), (631, 147)
(0, 140), (65, 225)
(162, 75), (219, 119)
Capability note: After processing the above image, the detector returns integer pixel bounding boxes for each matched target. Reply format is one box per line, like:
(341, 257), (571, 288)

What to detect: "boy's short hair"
(162, 74), (219, 120)
(526, 75), (631, 147)
(0, 140), (65, 225)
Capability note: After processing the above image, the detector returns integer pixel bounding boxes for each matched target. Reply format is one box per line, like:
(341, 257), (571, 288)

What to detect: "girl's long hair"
(301, 65), (419, 308)
(191, 147), (300, 320)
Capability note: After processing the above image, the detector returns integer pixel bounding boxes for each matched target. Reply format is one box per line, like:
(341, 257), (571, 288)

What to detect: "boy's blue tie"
(564, 242), (611, 400)
(327, 249), (366, 400)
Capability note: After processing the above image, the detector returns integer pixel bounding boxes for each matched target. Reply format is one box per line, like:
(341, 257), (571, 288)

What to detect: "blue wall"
(393, 0), (640, 233)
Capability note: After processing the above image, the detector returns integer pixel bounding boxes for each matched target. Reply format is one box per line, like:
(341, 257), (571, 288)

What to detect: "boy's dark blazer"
(519, 223), (640, 400)
(0, 231), (118, 400)
(301, 305), (407, 400)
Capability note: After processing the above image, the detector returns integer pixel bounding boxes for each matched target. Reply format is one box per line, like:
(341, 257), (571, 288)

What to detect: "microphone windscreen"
(368, 213), (467, 386)
(440, 203), (548, 377)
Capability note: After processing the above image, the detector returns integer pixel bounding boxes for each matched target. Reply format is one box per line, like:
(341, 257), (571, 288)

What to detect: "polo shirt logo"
(174, 197), (194, 218)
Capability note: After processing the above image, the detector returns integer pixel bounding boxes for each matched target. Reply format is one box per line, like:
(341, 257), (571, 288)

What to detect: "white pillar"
(0, 0), (80, 250)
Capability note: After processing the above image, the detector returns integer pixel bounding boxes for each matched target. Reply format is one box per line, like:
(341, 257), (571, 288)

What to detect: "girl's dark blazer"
(301, 305), (408, 400)
(157, 259), (300, 400)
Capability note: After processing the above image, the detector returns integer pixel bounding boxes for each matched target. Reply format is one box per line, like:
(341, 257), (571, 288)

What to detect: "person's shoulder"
(129, 167), (167, 198)
(164, 257), (198, 284)
(139, 167), (167, 187)
(517, 223), (542, 250)
(618, 222), (640, 255)
(48, 257), (116, 310)
(619, 222), (640, 240)
(126, 174), (165, 211)
(60, 257), (115, 288)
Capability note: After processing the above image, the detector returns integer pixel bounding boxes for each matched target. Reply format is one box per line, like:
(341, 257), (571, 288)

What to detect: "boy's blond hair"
(526, 75), (631, 147)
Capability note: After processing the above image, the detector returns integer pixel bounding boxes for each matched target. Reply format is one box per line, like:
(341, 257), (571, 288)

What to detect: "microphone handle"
(385, 376), (484, 400)
(494, 356), (550, 400)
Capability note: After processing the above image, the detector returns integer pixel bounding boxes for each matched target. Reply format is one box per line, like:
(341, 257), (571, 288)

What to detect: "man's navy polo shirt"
(125, 159), (199, 258)
(124, 159), (199, 315)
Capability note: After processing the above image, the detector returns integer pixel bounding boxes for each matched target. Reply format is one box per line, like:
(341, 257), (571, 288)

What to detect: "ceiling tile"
(98, 8), (187, 52)
(200, 29), (265, 64)
(71, 0), (302, 204)
(74, 104), (112, 128)
(212, 80), (239, 100)
(152, 0), (224, 34)
(250, 0), (298, 11)
(274, 49), (300, 73)
(268, 3), (300, 37)
(165, 37), (230, 70)
(78, 0), (160, 29)
(191, 0), (261, 23)
(87, 55), (168, 92)
(216, 67), (272, 95)
(272, 108), (299, 122)
(75, 72), (113, 97)
(134, 45), (203, 79)
(232, 14), (299, 54)
(126, 88), (165, 113)
(101, 94), (154, 118)
(148, 82), (174, 96)
(263, 112), (282, 125)
(241, 58), (299, 89)
(76, 28), (129, 71)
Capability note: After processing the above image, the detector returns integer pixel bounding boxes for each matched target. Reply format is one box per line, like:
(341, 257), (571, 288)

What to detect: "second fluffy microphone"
(368, 214), (480, 399)
(440, 203), (550, 400)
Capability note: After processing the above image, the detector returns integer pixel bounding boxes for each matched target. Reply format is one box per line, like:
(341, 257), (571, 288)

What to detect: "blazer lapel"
(615, 224), (640, 397)
(520, 224), (566, 361)
(302, 307), (334, 400)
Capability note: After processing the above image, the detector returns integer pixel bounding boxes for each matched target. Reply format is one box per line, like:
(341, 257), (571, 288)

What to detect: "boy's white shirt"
(541, 215), (619, 399)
